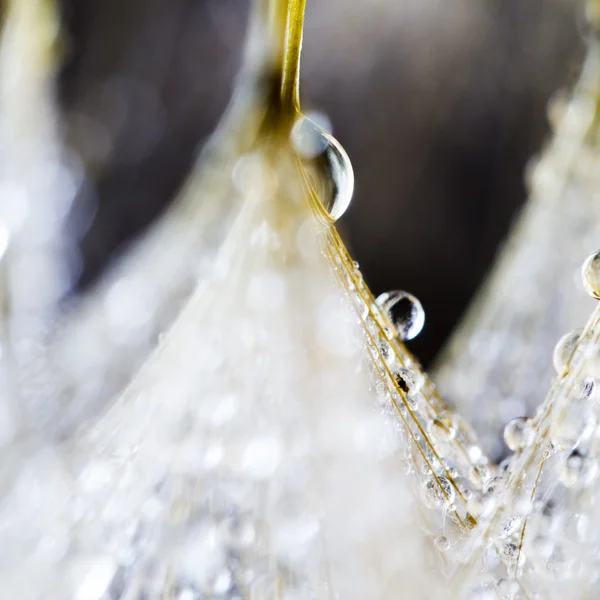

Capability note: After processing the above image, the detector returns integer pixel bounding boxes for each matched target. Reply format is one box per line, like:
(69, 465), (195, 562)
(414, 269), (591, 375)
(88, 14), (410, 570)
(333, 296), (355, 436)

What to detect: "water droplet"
(291, 115), (354, 221)
(500, 516), (522, 538)
(495, 578), (519, 600)
(551, 406), (597, 449)
(435, 535), (450, 552)
(422, 476), (455, 509)
(582, 249), (600, 299)
(552, 330), (581, 374)
(560, 449), (598, 488)
(393, 366), (423, 399)
(503, 417), (533, 451)
(468, 464), (490, 487)
(375, 290), (425, 341)
(496, 541), (519, 565)
(428, 416), (457, 442)
(467, 445), (484, 464)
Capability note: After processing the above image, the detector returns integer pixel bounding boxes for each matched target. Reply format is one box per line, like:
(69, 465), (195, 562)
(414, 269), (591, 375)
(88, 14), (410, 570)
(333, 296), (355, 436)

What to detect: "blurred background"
(57, 0), (584, 365)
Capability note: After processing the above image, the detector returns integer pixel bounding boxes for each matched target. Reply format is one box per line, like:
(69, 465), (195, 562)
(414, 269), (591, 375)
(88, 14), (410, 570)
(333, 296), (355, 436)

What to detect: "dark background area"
(57, 0), (584, 365)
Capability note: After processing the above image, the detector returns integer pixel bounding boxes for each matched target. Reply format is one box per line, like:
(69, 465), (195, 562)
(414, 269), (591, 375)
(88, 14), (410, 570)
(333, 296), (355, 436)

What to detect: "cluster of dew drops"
(502, 249), (600, 483)
(290, 106), (600, 543)
(289, 112), (426, 342)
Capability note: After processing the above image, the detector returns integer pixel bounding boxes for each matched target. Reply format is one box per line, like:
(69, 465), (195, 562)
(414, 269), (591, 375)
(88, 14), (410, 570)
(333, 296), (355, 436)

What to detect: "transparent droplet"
(552, 330), (581, 374)
(422, 476), (455, 509)
(495, 578), (519, 600)
(560, 449), (598, 488)
(393, 366), (423, 399)
(434, 535), (450, 552)
(496, 541), (519, 565)
(291, 115), (354, 221)
(499, 516), (522, 538)
(550, 406), (597, 449)
(582, 249), (600, 299)
(503, 417), (533, 452)
(375, 290), (425, 341)
(468, 464), (490, 488)
(428, 416), (457, 442)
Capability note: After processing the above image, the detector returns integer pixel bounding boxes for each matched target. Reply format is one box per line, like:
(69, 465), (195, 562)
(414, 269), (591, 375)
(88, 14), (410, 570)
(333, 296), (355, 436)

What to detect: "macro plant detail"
(2, 0), (600, 599)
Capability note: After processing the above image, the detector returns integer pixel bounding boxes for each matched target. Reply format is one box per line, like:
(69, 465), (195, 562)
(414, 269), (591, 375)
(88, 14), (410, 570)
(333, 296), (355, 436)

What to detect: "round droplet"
(552, 330), (581, 374)
(434, 535), (450, 552)
(291, 115), (354, 221)
(550, 405), (597, 449)
(494, 578), (519, 600)
(496, 541), (519, 565)
(560, 449), (598, 488)
(500, 516), (522, 538)
(375, 290), (425, 341)
(393, 366), (423, 399)
(503, 417), (533, 452)
(422, 476), (455, 509)
(468, 463), (490, 488)
(582, 250), (600, 299)
(428, 416), (457, 442)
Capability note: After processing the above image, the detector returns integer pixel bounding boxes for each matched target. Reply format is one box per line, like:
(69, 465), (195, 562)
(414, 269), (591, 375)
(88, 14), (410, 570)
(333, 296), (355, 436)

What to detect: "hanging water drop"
(503, 417), (533, 452)
(375, 290), (425, 341)
(291, 114), (354, 221)
(582, 249), (600, 299)
(552, 330), (581, 374)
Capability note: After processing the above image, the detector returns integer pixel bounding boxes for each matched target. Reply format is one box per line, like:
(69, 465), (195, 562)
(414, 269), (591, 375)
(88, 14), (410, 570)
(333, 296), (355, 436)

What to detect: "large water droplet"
(375, 290), (425, 341)
(582, 249), (600, 299)
(503, 417), (533, 452)
(291, 114), (354, 221)
(552, 330), (581, 374)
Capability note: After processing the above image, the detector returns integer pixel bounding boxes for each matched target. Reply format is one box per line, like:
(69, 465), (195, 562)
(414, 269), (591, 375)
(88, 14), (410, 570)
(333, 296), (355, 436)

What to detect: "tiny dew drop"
(552, 330), (581, 374)
(496, 541), (519, 565)
(393, 366), (423, 398)
(434, 535), (450, 552)
(503, 417), (533, 452)
(582, 249), (600, 299)
(428, 416), (457, 442)
(291, 114), (354, 221)
(375, 290), (425, 341)
(560, 449), (598, 488)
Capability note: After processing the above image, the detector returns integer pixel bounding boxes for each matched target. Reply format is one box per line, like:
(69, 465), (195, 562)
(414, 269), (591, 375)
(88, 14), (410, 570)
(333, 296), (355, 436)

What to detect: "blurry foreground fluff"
(5, 1), (600, 599)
